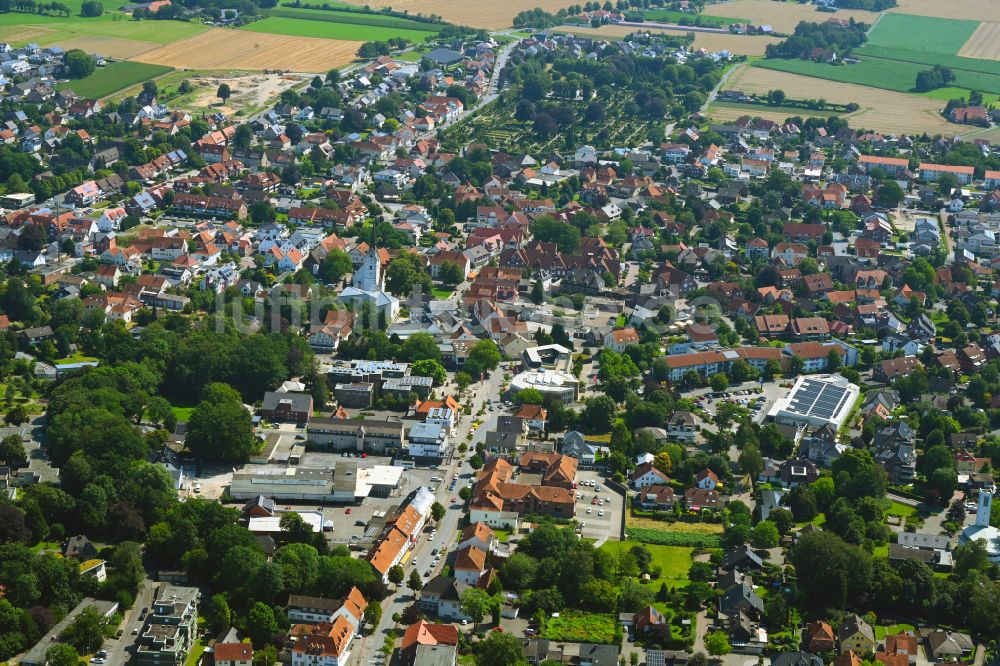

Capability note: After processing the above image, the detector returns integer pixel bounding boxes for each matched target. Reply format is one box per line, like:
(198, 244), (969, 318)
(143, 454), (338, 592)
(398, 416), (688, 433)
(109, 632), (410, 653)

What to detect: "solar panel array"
(786, 378), (852, 421)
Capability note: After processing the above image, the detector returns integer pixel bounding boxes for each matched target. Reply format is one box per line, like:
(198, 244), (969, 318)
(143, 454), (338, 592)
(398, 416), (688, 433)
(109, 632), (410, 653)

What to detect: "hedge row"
(626, 527), (721, 548)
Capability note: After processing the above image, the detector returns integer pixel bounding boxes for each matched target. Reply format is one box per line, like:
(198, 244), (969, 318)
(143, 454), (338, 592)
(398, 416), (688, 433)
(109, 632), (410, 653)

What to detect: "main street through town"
(354, 367), (507, 665)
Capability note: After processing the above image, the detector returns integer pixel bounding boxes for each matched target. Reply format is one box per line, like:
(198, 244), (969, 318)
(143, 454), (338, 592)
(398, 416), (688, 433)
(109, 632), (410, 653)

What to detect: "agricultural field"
(134, 28), (361, 72)
(553, 24), (780, 56)
(638, 7), (746, 26)
(703, 0), (881, 32)
(690, 31), (781, 55)
(266, 6), (442, 31)
(757, 56), (1000, 95)
(339, 0), (576, 29)
(0, 13), (206, 48)
(55, 60), (172, 97)
(242, 14), (438, 42)
(958, 22), (1000, 61)
(720, 64), (1000, 138)
(889, 0), (1000, 22)
(865, 12), (979, 55)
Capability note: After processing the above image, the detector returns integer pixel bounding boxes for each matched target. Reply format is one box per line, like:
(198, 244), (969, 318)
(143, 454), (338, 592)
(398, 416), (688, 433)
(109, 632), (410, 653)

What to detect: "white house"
(631, 462), (670, 489)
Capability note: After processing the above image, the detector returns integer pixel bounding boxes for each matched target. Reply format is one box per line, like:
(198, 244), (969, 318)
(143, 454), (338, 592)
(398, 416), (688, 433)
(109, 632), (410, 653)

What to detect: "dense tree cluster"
(765, 20), (868, 60)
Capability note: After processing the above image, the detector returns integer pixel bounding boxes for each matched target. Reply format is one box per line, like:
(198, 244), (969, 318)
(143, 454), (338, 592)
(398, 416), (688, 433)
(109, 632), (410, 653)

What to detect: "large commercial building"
(229, 463), (403, 503)
(306, 417), (405, 453)
(134, 585), (200, 666)
(662, 347), (782, 381)
(767, 374), (860, 431)
(507, 369), (580, 404)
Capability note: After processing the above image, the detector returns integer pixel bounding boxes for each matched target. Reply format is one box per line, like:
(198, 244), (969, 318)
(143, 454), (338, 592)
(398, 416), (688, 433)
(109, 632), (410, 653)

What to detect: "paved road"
(353, 369), (507, 665)
(103, 577), (159, 665)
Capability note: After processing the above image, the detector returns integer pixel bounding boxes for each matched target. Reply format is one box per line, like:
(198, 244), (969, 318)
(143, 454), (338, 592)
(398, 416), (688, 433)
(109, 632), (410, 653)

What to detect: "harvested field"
(890, 0), (1000, 22)
(340, 0), (575, 28)
(720, 65), (985, 137)
(690, 31), (781, 55)
(959, 22), (1000, 61)
(554, 24), (780, 55)
(134, 28), (361, 72)
(50, 36), (159, 59)
(705, 0), (881, 32)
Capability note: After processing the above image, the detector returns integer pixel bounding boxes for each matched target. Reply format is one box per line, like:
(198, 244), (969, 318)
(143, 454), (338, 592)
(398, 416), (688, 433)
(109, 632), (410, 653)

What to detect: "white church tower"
(977, 488), (993, 528)
(352, 227), (383, 292)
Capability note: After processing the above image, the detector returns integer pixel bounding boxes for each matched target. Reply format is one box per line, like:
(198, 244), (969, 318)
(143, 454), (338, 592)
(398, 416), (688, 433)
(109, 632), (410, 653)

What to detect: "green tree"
(431, 501), (445, 522)
(385, 252), (433, 297)
(876, 180), (904, 207)
(515, 388), (544, 405)
(399, 332), (442, 363)
(581, 395), (617, 433)
(460, 588), (493, 628)
(246, 602), (279, 647)
(388, 564), (405, 587)
(476, 628), (528, 666)
(709, 373), (728, 392)
(207, 594), (232, 635)
(0, 434), (26, 466)
(217, 83), (232, 103)
(46, 644), (80, 666)
(60, 606), (105, 653)
(318, 249), (352, 284)
(411, 359), (447, 386)
(465, 340), (502, 377)
(752, 520), (780, 548)
(186, 383), (255, 462)
(831, 448), (886, 500)
(706, 631), (732, 656)
(64, 49), (95, 78)
(407, 569), (424, 593)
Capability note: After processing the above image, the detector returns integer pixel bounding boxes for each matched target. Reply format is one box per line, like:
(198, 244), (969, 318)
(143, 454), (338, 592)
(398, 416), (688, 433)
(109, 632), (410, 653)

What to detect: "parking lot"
(694, 381), (790, 425)
(574, 469), (623, 544)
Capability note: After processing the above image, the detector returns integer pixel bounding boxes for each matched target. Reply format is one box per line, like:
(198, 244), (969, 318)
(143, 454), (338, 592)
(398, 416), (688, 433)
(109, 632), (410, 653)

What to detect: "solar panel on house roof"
(785, 379), (851, 419)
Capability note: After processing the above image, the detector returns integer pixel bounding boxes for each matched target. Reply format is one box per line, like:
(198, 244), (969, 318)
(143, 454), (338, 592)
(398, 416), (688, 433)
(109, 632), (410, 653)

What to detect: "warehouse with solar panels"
(767, 374), (860, 430)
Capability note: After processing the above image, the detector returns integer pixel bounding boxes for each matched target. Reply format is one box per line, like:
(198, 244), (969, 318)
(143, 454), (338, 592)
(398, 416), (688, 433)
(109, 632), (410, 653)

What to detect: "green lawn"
(599, 541), (693, 588)
(54, 352), (99, 364)
(875, 623), (915, 640)
(887, 501), (918, 518)
(242, 16), (437, 42)
(395, 50), (425, 61)
(866, 13), (979, 56)
(57, 61), (174, 98)
(432, 287), (455, 299)
(493, 529), (510, 542)
(171, 405), (195, 422)
(184, 639), (205, 666)
(543, 611), (618, 644)
(30, 540), (62, 553)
